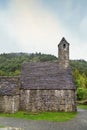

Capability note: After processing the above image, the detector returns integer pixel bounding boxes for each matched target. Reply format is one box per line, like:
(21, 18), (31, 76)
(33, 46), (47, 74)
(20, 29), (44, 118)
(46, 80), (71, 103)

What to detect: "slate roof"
(0, 77), (20, 96)
(20, 62), (75, 90)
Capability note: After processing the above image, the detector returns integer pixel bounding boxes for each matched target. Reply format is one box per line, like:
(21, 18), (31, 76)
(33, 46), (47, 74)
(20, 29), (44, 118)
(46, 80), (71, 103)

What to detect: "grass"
(78, 105), (87, 110)
(0, 111), (77, 122)
(0, 125), (4, 128)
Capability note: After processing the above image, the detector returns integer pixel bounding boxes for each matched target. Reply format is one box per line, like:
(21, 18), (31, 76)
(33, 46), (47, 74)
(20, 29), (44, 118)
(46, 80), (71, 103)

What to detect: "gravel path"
(0, 109), (87, 130)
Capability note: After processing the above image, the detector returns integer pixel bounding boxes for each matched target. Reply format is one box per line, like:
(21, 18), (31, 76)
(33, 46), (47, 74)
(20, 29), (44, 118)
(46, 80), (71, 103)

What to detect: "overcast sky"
(0, 0), (87, 61)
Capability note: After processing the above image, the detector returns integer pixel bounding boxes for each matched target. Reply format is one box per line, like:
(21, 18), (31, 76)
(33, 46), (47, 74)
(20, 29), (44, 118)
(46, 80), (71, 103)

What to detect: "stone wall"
(0, 76), (20, 113)
(0, 95), (19, 113)
(0, 76), (77, 113)
(20, 89), (77, 112)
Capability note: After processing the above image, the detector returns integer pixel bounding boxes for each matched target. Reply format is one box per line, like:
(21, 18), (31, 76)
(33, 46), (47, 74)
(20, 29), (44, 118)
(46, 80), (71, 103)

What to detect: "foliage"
(77, 88), (87, 100)
(0, 111), (77, 122)
(70, 60), (87, 76)
(0, 52), (57, 76)
(70, 60), (87, 100)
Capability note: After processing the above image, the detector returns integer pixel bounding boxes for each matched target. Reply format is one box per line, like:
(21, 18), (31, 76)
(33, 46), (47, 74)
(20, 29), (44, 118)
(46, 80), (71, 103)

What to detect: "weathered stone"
(0, 95), (19, 113)
(19, 89), (76, 112)
(4, 95), (19, 113)
(60, 99), (65, 105)
(58, 37), (69, 69)
(60, 105), (65, 111)
(0, 77), (20, 113)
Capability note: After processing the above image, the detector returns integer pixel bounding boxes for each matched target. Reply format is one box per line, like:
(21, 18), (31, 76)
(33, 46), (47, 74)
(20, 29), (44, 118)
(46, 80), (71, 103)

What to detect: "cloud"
(79, 17), (87, 39)
(70, 38), (87, 60)
(0, 0), (63, 55)
(0, 0), (87, 61)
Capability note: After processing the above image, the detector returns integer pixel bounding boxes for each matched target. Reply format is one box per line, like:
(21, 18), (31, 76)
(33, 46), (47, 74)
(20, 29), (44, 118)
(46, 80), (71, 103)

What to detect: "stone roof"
(0, 77), (20, 96)
(58, 37), (69, 46)
(20, 62), (75, 90)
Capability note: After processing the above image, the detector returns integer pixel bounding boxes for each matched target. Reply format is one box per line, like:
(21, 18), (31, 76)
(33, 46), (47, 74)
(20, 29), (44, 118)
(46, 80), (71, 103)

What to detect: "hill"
(0, 53), (57, 76)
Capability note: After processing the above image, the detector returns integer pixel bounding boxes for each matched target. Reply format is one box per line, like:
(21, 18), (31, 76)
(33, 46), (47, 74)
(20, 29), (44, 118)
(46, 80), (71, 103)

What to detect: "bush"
(77, 88), (87, 100)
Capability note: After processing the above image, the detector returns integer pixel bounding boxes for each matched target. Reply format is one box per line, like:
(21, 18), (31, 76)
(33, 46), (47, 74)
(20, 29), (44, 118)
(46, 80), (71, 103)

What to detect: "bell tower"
(58, 37), (69, 69)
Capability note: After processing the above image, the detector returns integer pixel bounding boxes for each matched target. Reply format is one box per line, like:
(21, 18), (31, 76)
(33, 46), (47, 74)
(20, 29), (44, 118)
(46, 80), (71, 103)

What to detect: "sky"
(0, 0), (87, 60)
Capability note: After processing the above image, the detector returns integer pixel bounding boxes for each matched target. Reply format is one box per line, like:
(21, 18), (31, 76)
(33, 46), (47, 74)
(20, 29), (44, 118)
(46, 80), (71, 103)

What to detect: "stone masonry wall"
(20, 89), (77, 112)
(0, 76), (20, 113)
(58, 38), (69, 69)
(0, 76), (76, 113)
(0, 95), (19, 113)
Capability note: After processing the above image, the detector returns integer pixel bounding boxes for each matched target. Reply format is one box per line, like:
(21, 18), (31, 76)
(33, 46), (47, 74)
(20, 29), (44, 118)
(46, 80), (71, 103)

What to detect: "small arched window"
(63, 44), (66, 49)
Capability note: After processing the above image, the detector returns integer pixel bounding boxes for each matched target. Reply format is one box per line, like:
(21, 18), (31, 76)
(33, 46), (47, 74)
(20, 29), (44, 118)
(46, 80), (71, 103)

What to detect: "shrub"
(77, 88), (87, 100)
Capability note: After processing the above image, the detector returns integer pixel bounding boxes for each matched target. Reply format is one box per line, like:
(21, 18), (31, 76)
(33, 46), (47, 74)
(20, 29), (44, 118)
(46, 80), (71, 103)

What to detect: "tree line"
(0, 53), (57, 76)
(70, 60), (87, 100)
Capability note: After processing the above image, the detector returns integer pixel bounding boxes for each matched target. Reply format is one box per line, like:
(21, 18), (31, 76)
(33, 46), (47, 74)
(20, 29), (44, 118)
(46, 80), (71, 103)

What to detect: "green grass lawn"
(0, 111), (77, 122)
(78, 105), (87, 110)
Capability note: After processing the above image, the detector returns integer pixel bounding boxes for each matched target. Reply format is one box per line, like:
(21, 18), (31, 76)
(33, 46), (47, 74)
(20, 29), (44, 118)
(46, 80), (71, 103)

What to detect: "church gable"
(19, 37), (76, 112)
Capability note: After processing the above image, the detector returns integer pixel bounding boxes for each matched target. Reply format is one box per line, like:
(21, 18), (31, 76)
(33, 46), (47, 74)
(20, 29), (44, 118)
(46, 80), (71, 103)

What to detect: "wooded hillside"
(0, 53), (57, 76)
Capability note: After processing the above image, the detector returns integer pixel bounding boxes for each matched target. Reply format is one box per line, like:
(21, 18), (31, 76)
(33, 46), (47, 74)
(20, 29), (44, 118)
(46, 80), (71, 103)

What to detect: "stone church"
(0, 37), (77, 113)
